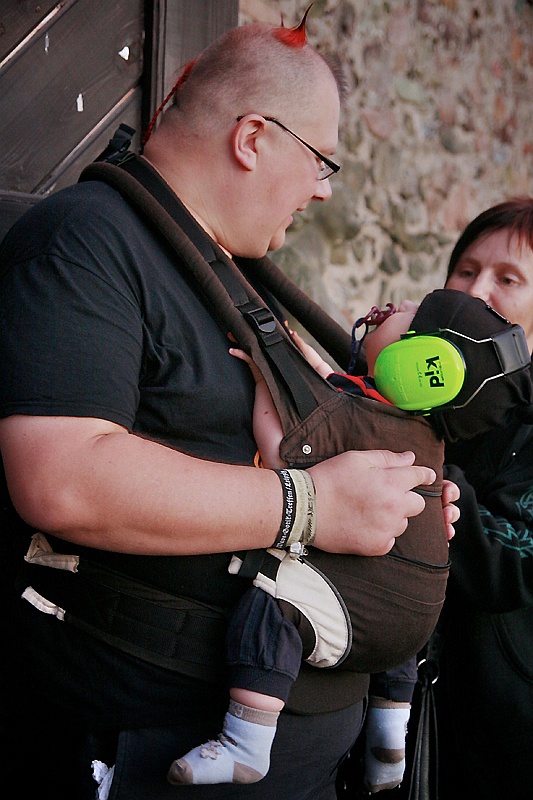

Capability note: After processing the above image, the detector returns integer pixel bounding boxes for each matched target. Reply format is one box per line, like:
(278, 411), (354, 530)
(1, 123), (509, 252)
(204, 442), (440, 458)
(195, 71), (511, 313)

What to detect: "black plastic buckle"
(95, 123), (136, 165)
(242, 305), (278, 335)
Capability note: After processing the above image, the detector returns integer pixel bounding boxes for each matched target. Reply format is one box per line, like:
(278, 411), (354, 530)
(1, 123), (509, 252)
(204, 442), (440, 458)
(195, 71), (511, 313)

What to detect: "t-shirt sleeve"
(0, 217), (143, 428)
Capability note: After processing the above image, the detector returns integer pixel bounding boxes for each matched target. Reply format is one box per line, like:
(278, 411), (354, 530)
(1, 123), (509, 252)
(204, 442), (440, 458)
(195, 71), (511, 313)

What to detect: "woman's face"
(446, 228), (533, 352)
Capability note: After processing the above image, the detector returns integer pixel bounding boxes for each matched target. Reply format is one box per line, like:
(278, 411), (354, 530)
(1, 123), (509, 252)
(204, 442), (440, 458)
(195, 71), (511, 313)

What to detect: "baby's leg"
(167, 587), (301, 786)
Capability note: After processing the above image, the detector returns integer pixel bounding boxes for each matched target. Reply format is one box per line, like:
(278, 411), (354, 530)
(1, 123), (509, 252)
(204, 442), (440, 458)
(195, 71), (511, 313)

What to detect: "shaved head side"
(163, 22), (342, 136)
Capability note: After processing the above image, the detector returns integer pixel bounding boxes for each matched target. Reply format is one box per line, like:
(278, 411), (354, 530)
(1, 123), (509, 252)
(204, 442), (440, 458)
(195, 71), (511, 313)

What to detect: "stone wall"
(239, 0), (533, 335)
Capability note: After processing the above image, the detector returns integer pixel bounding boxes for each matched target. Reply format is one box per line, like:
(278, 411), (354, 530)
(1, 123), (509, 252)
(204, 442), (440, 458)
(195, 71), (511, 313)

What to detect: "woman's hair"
(447, 196), (533, 280)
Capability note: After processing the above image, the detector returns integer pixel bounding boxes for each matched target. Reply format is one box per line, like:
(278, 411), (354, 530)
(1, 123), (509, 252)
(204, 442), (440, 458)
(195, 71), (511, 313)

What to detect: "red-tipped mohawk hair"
(142, 57), (198, 145)
(275, 4), (313, 49)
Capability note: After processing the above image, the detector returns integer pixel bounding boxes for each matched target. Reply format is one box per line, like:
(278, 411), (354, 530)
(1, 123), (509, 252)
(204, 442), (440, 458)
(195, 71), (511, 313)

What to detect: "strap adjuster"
(242, 305), (277, 335)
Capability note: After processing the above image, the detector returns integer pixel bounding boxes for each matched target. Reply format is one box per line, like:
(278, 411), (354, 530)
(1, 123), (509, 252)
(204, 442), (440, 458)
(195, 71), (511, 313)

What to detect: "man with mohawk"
(0, 10), (458, 800)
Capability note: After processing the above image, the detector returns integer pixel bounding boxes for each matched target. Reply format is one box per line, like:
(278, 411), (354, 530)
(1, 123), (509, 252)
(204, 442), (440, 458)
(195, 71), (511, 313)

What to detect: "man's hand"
(309, 449), (436, 556)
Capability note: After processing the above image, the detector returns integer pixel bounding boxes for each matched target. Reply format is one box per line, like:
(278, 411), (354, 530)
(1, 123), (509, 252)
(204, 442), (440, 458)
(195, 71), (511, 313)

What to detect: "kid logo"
(424, 355), (445, 388)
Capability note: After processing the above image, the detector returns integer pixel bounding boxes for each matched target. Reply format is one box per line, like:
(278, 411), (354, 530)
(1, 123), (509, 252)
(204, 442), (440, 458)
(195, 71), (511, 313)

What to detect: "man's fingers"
(359, 449), (437, 488)
(309, 449), (440, 556)
(442, 478), (460, 540)
(404, 483), (427, 521)
(360, 448), (417, 468)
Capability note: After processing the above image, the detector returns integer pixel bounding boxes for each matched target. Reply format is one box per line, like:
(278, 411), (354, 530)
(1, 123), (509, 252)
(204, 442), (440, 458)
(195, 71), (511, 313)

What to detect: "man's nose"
(313, 177), (333, 202)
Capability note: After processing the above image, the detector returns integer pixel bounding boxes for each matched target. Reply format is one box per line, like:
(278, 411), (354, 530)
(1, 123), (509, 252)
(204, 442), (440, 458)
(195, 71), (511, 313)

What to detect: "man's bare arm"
(0, 414), (437, 558)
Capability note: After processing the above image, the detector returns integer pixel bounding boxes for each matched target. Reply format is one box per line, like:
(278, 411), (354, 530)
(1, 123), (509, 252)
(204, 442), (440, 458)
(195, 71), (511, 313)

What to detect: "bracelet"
(272, 469), (296, 549)
(272, 468), (316, 550)
(299, 468), (316, 547)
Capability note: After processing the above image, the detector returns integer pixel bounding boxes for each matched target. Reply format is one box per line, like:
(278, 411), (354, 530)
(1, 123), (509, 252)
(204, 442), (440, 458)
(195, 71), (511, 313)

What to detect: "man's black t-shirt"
(0, 179), (259, 600)
(0, 179), (261, 726)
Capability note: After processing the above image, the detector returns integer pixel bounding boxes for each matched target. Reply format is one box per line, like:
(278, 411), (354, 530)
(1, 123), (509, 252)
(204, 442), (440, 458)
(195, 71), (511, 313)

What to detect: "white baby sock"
(364, 697), (411, 793)
(167, 700), (279, 785)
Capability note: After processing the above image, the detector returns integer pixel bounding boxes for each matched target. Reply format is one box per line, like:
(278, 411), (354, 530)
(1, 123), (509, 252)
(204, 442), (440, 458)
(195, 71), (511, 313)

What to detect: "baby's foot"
(167, 702), (278, 785)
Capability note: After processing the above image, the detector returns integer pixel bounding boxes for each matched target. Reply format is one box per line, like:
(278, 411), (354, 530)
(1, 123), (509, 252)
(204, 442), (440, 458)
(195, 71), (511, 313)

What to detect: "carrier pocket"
(307, 549), (450, 674)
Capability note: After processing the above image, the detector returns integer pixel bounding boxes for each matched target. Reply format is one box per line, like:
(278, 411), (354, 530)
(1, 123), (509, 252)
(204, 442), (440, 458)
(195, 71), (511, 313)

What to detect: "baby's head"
(368, 289), (533, 441)
(364, 300), (418, 375)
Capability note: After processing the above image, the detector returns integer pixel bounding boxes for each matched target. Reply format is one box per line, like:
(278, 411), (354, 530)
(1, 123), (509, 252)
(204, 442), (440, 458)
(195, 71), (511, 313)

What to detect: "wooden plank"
(0, 1), (58, 63)
(142, 0), (167, 130)
(37, 87), (143, 194)
(143, 0), (238, 131)
(0, 0), (144, 193)
(164, 0), (239, 95)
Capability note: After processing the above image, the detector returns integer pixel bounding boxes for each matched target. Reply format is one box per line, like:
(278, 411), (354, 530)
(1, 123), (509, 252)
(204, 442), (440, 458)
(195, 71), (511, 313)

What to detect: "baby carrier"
(76, 141), (451, 682)
(20, 126), (523, 715)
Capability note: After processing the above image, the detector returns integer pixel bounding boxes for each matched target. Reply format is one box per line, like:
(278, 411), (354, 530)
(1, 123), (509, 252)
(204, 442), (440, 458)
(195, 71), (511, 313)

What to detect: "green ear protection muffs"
(373, 333), (466, 411)
(374, 323), (530, 413)
(369, 290), (532, 441)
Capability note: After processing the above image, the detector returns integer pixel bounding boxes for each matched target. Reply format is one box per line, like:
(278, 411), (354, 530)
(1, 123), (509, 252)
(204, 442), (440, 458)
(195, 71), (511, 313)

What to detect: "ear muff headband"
(374, 324), (530, 413)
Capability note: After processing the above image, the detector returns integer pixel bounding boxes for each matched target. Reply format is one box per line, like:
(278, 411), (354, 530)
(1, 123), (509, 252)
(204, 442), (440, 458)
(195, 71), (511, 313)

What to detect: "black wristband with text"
(272, 468), (297, 549)
(272, 468), (316, 550)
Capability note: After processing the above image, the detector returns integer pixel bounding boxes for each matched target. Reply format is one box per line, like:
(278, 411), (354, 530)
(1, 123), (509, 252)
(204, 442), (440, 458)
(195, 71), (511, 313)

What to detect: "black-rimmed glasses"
(237, 115), (340, 180)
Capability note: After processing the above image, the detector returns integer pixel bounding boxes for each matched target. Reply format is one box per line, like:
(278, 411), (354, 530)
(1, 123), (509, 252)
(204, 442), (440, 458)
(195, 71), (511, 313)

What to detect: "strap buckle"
(288, 541), (308, 560)
(242, 305), (277, 335)
(95, 123), (136, 165)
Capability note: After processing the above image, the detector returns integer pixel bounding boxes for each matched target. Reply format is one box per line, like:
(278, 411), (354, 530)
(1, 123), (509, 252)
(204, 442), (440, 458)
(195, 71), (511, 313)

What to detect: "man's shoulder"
(0, 178), (142, 265)
(30, 179), (132, 227)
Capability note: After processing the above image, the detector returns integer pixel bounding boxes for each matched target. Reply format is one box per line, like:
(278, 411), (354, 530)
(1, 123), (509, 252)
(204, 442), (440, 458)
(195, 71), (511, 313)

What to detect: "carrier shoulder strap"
(92, 131), (352, 370)
(235, 254), (351, 370)
(79, 154), (351, 429)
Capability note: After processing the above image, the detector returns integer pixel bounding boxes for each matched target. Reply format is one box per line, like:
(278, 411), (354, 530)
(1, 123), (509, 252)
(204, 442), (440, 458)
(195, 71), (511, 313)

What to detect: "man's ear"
(232, 115), (266, 172)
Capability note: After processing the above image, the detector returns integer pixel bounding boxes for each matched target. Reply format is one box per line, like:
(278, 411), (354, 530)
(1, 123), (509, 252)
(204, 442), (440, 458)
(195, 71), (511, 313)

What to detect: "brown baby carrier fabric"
(76, 153), (451, 707)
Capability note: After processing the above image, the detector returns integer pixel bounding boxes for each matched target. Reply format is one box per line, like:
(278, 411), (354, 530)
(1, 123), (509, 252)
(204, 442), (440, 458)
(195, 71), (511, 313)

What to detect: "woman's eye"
(499, 274), (518, 286)
(453, 266), (476, 280)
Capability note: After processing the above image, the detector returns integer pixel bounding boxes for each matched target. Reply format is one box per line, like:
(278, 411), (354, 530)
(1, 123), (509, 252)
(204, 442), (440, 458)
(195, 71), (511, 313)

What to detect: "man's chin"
(232, 230), (286, 259)
(267, 232), (287, 252)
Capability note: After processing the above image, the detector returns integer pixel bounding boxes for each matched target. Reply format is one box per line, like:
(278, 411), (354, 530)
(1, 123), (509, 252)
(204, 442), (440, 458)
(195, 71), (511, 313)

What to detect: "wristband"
(273, 469), (297, 549)
(273, 468), (316, 550)
(299, 469), (316, 546)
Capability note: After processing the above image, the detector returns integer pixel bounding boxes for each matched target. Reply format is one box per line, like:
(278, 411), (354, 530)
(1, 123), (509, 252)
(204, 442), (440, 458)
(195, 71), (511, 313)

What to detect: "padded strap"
(19, 556), (228, 681)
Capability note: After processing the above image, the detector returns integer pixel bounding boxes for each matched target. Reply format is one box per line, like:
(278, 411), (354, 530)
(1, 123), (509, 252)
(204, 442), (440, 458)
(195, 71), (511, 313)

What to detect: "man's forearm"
(0, 416), (283, 555)
(0, 415), (441, 558)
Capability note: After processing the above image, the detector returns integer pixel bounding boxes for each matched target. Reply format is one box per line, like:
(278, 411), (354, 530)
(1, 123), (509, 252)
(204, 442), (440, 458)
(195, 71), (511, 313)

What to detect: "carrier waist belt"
(18, 559), (229, 683)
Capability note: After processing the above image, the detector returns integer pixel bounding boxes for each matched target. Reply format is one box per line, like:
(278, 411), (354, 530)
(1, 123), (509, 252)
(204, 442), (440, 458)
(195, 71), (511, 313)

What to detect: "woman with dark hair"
(435, 196), (533, 799)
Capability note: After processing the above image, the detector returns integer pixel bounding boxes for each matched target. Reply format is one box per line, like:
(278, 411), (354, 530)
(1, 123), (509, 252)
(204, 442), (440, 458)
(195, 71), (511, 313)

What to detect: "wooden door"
(0, 0), (238, 240)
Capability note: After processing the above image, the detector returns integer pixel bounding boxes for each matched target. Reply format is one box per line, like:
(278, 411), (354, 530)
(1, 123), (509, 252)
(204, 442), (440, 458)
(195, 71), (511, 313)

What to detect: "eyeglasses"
(236, 115), (341, 180)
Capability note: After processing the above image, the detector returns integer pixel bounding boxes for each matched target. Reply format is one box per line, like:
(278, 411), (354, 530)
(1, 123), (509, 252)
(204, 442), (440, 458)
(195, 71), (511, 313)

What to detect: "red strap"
(329, 373), (393, 405)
